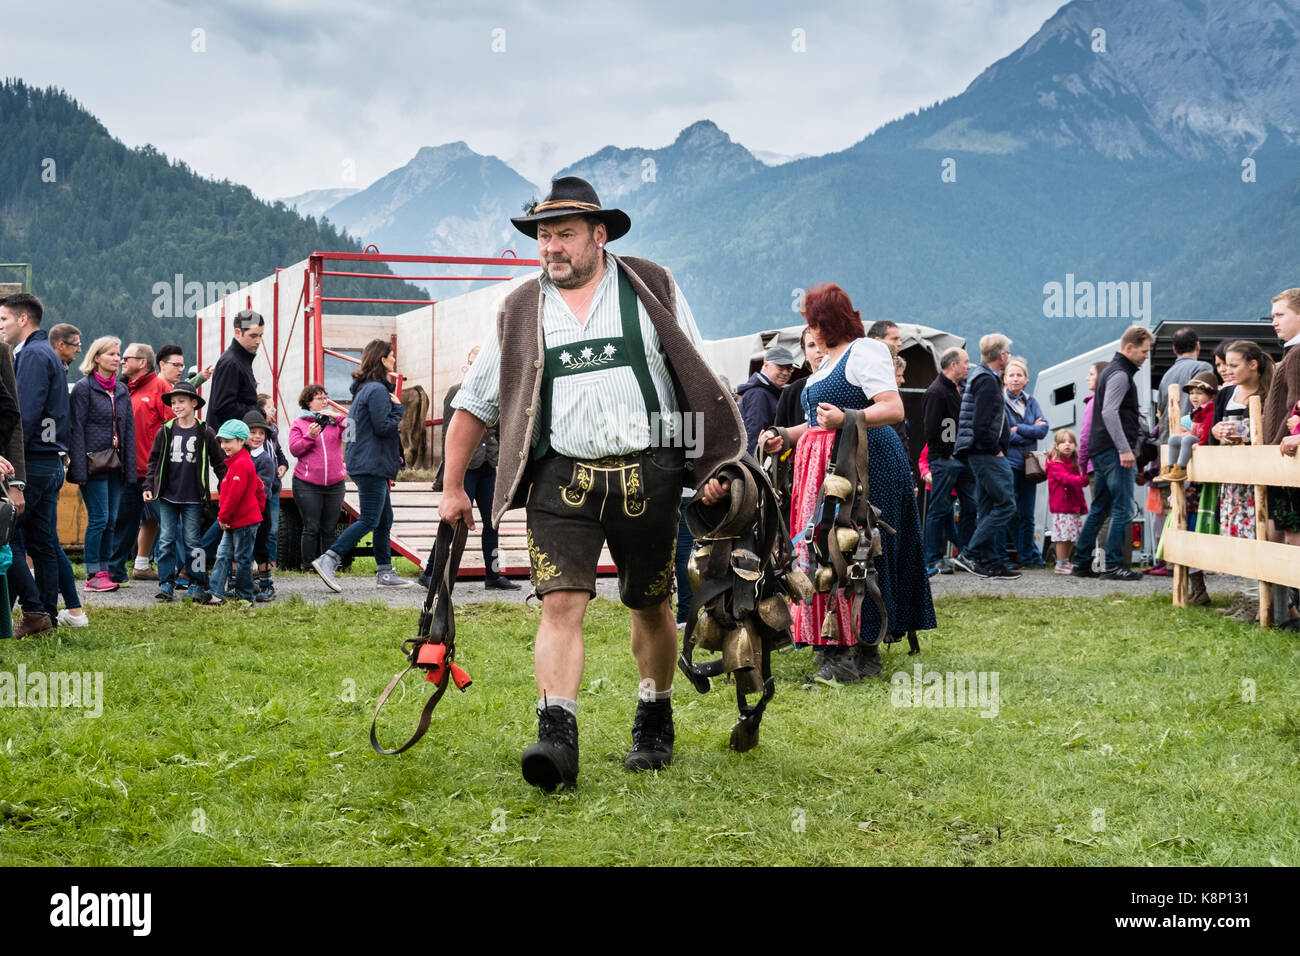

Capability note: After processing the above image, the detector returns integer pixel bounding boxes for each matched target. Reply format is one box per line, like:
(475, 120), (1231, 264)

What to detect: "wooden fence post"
(1249, 394), (1272, 627)
(1168, 384), (1187, 606)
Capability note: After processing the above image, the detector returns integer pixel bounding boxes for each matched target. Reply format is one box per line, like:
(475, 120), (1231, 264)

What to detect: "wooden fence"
(1163, 386), (1300, 625)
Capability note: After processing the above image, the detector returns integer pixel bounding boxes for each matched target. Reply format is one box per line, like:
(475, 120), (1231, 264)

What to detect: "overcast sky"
(8, 0), (1065, 199)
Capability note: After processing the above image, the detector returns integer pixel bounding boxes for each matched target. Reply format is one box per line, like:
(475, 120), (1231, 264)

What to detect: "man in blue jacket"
(952, 333), (1020, 580)
(737, 346), (794, 452)
(0, 293), (70, 636)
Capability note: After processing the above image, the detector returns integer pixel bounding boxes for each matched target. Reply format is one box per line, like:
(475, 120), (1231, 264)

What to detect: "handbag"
(87, 422), (122, 477)
(1024, 450), (1047, 484)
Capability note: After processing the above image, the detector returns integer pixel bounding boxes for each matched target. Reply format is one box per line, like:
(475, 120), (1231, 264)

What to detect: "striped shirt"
(452, 252), (704, 460)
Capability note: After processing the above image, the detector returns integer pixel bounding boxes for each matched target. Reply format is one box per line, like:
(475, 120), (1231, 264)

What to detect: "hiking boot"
(131, 566), (159, 581)
(1165, 464), (1188, 483)
(854, 641), (883, 678)
(13, 612), (54, 638)
(312, 552), (342, 593)
(1100, 567), (1142, 581)
(1150, 468), (1174, 486)
(522, 705), (579, 791)
(376, 568), (414, 588)
(625, 699), (674, 771)
(485, 574), (521, 590)
(807, 645), (861, 684)
(1186, 571), (1211, 606)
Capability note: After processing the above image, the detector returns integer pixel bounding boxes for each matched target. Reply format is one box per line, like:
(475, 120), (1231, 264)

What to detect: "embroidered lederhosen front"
(525, 269), (684, 608)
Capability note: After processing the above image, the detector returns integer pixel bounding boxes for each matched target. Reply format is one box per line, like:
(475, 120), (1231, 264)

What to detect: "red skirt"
(790, 427), (856, 647)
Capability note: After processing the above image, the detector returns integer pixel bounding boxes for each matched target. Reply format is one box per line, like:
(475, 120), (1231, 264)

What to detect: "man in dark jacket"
(952, 333), (1018, 580)
(0, 293), (69, 636)
(1072, 326), (1153, 581)
(208, 310), (263, 431)
(737, 346), (794, 452)
(921, 346), (974, 573)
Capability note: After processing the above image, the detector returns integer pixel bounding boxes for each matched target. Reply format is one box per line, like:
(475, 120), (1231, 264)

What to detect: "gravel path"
(66, 564), (1253, 612)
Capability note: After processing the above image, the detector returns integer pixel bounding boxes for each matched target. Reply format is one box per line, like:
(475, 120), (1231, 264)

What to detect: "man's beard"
(546, 244), (601, 289)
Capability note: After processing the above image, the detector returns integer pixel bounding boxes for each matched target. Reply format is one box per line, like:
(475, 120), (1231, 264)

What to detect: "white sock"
(540, 695), (577, 716)
(638, 679), (673, 703)
(134, 556), (151, 570)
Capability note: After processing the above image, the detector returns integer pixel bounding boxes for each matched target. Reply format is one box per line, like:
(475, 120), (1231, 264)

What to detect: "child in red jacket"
(1045, 429), (1088, 574)
(200, 420), (266, 606)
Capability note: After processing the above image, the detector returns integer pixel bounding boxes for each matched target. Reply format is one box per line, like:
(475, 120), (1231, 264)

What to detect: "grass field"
(1, 593), (1297, 865)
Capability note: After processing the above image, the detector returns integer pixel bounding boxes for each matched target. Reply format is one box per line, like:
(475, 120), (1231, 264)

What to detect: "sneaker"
(312, 552), (342, 593)
(255, 589), (274, 603)
(950, 554), (979, 575)
(84, 571), (119, 592)
(1100, 567), (1143, 582)
(625, 699), (674, 771)
(57, 609), (90, 628)
(985, 564), (1022, 580)
(376, 568), (415, 588)
(926, 564), (940, 578)
(1053, 562), (1074, 575)
(806, 645), (861, 684)
(1142, 562), (1171, 577)
(484, 574), (521, 590)
(522, 705), (580, 791)
(197, 590), (225, 606)
(154, 588), (175, 602)
(854, 641), (883, 678)
(131, 566), (159, 581)
(938, 559), (955, 575)
(962, 560), (993, 579)
(1070, 560), (1098, 579)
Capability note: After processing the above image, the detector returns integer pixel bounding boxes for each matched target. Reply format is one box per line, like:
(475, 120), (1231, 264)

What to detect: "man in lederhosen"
(440, 177), (744, 790)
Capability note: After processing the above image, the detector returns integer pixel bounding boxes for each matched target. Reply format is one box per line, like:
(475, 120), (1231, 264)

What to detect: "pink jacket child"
(289, 411), (349, 486)
(1046, 454), (1088, 514)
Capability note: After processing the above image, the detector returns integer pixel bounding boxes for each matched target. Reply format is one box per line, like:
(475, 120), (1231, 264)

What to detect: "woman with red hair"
(763, 284), (935, 682)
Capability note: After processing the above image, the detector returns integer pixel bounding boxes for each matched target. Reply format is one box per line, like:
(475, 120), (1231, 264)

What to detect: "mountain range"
(287, 0), (1300, 373)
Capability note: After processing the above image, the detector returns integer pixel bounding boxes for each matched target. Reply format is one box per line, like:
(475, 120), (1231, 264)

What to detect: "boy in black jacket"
(144, 382), (228, 601)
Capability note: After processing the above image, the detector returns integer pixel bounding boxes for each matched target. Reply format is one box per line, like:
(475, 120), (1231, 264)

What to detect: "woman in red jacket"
(1045, 429), (1088, 574)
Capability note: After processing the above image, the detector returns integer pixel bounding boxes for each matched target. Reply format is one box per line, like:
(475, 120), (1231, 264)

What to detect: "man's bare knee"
(540, 589), (590, 626)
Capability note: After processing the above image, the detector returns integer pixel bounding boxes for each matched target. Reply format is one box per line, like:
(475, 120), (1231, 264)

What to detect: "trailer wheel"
(278, 500), (303, 571)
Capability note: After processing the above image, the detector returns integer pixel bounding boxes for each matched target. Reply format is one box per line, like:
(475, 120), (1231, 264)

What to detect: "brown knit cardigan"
(1263, 345), (1300, 445)
(489, 255), (745, 528)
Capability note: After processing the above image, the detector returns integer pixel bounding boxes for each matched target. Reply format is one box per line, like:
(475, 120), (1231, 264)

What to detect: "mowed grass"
(1, 593), (1298, 866)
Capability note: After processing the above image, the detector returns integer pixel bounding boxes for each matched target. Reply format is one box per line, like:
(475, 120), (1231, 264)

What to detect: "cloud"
(6, 0), (1066, 197)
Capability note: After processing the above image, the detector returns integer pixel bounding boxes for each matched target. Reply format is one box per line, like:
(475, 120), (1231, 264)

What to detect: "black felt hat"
(160, 380), (205, 409)
(510, 176), (631, 242)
